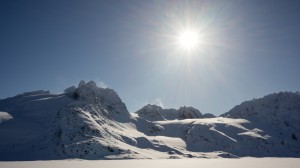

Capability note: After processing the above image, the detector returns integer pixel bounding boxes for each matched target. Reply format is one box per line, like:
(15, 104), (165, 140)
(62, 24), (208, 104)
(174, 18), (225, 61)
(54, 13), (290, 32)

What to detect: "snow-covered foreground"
(0, 158), (299, 168)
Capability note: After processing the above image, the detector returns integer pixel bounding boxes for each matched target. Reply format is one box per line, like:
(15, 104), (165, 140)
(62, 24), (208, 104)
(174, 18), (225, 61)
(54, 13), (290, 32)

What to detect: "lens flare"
(176, 29), (199, 51)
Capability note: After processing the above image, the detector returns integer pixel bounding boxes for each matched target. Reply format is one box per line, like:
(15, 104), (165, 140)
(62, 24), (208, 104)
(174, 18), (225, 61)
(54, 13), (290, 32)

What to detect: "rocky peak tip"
(64, 86), (76, 93)
(77, 80), (98, 89)
(78, 80), (86, 88)
(178, 106), (197, 111)
(145, 104), (163, 109)
(86, 81), (97, 88)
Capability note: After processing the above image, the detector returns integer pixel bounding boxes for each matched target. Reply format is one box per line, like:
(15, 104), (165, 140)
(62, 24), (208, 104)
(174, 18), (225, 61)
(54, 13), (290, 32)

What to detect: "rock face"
(0, 82), (299, 160)
(135, 104), (215, 121)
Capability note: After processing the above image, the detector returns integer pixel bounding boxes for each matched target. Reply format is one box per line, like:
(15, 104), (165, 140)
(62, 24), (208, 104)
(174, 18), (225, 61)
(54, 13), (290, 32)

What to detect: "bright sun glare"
(177, 29), (199, 51)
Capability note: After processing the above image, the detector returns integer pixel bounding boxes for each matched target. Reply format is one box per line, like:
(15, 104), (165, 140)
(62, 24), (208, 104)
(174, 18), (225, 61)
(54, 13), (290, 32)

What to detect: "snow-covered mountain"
(0, 81), (299, 160)
(0, 81), (220, 160)
(135, 104), (215, 121)
(221, 92), (300, 156)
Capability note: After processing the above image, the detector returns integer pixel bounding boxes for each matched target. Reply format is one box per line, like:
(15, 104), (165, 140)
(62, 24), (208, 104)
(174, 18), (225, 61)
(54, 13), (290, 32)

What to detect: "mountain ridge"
(135, 104), (215, 121)
(0, 80), (299, 160)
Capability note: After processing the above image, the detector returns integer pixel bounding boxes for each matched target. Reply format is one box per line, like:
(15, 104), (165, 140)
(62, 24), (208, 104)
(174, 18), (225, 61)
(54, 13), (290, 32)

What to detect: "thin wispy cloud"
(151, 98), (164, 108)
(96, 81), (109, 89)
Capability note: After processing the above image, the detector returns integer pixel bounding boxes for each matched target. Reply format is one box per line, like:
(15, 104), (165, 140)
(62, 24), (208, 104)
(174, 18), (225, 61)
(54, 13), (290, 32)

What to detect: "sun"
(176, 29), (199, 51)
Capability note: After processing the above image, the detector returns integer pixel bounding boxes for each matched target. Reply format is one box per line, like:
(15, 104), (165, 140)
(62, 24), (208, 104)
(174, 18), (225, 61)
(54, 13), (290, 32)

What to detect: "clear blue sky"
(1, 0), (300, 115)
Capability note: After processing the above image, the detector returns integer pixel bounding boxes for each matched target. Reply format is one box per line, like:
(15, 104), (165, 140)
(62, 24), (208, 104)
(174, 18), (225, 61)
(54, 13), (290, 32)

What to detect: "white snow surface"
(0, 81), (299, 160)
(221, 91), (300, 156)
(0, 158), (300, 168)
(0, 112), (13, 123)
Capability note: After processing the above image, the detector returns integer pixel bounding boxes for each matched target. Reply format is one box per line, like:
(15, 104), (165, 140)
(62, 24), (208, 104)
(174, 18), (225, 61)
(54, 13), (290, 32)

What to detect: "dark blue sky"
(1, 0), (300, 115)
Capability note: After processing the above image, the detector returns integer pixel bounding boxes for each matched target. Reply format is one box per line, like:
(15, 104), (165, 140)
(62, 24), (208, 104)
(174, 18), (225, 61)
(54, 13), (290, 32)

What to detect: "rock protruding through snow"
(65, 80), (130, 121)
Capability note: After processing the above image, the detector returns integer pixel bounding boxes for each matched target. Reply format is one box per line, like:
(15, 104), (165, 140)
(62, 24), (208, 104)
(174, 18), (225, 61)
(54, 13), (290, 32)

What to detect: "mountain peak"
(135, 105), (215, 121)
(177, 106), (203, 119)
(222, 91), (300, 119)
(78, 80), (86, 88)
(144, 104), (163, 110)
(65, 80), (99, 95)
(78, 80), (97, 89)
(135, 104), (165, 121)
(63, 80), (129, 119)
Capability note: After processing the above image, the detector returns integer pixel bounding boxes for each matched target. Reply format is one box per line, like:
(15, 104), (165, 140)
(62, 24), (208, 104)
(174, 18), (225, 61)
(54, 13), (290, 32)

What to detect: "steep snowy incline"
(0, 80), (134, 160)
(221, 92), (300, 156)
(0, 91), (73, 152)
(154, 117), (297, 157)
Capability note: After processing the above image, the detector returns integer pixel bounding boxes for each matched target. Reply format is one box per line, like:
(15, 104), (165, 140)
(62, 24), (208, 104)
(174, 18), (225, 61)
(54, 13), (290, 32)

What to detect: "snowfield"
(0, 158), (300, 168)
(0, 112), (13, 123)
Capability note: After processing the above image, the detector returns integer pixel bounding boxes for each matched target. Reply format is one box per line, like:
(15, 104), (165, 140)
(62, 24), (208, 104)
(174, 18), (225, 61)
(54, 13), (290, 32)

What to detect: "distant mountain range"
(0, 80), (299, 160)
(134, 104), (215, 121)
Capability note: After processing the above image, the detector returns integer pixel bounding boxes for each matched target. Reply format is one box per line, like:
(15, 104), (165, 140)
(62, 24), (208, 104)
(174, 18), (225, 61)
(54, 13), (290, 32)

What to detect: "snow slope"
(155, 117), (286, 157)
(1, 158), (300, 168)
(0, 81), (299, 160)
(221, 92), (300, 156)
(0, 112), (13, 123)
